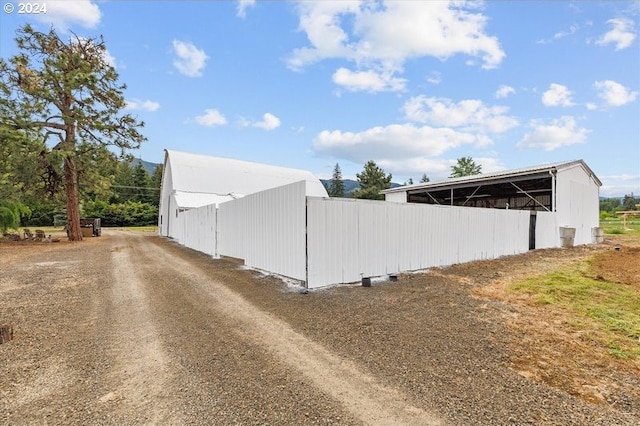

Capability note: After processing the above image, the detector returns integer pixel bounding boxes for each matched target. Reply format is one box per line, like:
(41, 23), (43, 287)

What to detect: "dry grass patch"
(474, 242), (640, 412)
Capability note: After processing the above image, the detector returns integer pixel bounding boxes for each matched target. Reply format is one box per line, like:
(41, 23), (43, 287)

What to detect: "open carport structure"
(382, 160), (602, 247)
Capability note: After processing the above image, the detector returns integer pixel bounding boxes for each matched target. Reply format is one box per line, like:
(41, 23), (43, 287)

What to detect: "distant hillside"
(320, 179), (402, 197)
(131, 158), (161, 175)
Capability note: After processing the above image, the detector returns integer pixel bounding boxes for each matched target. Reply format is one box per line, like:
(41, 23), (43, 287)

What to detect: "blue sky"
(1, 0), (638, 196)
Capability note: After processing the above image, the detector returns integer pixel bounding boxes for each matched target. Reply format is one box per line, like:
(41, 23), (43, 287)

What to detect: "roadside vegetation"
(600, 194), (640, 235)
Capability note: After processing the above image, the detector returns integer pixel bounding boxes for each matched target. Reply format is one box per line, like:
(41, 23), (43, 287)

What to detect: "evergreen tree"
(150, 164), (163, 207)
(353, 160), (392, 200)
(420, 173), (430, 183)
(405, 177), (414, 185)
(111, 161), (134, 203)
(622, 193), (638, 210)
(132, 162), (152, 203)
(328, 163), (345, 197)
(0, 25), (145, 240)
(450, 157), (482, 177)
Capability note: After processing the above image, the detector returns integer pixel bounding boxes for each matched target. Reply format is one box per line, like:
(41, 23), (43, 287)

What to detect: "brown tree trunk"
(64, 155), (83, 242)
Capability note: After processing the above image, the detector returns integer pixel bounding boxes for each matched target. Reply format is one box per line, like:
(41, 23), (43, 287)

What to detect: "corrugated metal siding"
(167, 194), (182, 241)
(218, 181), (307, 281)
(536, 211), (558, 249)
(306, 198), (532, 289)
(556, 165), (600, 245)
(181, 204), (217, 257)
(167, 182), (565, 290)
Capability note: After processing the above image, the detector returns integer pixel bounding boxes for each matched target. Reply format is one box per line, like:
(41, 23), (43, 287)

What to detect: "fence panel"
(218, 181), (307, 281)
(535, 211), (558, 249)
(307, 199), (533, 289)
(181, 204), (217, 256)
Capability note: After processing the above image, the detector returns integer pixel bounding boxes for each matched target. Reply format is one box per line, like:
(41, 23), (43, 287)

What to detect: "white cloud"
(252, 113), (281, 130)
(288, 1), (504, 90)
(594, 80), (638, 107)
(378, 156), (505, 181)
(536, 23), (579, 45)
(125, 99), (160, 112)
(102, 49), (117, 68)
(600, 174), (640, 197)
(172, 40), (209, 78)
(541, 83), (574, 107)
(495, 85), (515, 99)
(585, 102), (598, 111)
(195, 109), (227, 127)
(34, 0), (101, 29)
(332, 67), (406, 92)
(236, 0), (256, 18)
(378, 157), (453, 179)
(313, 123), (490, 164)
(517, 116), (589, 151)
(426, 71), (442, 85)
(403, 96), (518, 134)
(596, 18), (636, 50)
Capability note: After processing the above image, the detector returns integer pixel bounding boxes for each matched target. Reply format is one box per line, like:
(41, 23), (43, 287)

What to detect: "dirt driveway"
(1, 230), (638, 425)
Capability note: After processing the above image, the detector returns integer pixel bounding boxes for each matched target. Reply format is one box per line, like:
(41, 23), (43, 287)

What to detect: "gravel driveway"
(1, 230), (637, 425)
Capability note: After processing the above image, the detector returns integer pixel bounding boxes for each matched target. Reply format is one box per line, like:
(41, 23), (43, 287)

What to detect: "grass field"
(600, 218), (640, 235)
(509, 249), (640, 360)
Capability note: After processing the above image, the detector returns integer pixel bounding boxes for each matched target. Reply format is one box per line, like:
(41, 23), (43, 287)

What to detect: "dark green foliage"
(83, 199), (158, 227)
(622, 193), (638, 211)
(150, 164), (163, 207)
(450, 157), (482, 178)
(0, 200), (31, 232)
(420, 173), (430, 183)
(328, 163), (345, 197)
(600, 195), (639, 213)
(600, 197), (622, 213)
(132, 162), (152, 203)
(353, 160), (392, 200)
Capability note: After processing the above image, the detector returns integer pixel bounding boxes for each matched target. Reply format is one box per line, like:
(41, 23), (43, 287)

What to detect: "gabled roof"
(165, 150), (328, 208)
(382, 159), (601, 194)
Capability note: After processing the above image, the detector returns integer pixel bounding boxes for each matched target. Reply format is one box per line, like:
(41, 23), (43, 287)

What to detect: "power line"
(110, 185), (160, 191)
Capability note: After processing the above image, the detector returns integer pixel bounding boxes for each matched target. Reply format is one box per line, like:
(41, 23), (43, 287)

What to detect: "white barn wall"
(307, 199), (531, 289)
(555, 165), (600, 245)
(167, 194), (182, 241)
(158, 155), (174, 237)
(218, 181), (307, 282)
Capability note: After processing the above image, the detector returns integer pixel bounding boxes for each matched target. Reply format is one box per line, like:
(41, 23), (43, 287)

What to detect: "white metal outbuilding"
(381, 160), (601, 246)
(158, 150), (328, 238)
(160, 154), (602, 289)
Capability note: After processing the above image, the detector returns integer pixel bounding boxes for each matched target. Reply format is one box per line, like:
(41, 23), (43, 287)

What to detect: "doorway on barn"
(529, 211), (537, 250)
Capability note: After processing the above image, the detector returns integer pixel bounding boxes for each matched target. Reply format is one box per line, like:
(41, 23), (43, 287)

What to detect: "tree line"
(325, 156), (482, 199)
(600, 193), (639, 219)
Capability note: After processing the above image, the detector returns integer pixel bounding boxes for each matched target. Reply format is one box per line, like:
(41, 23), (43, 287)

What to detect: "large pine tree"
(0, 25), (145, 240)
